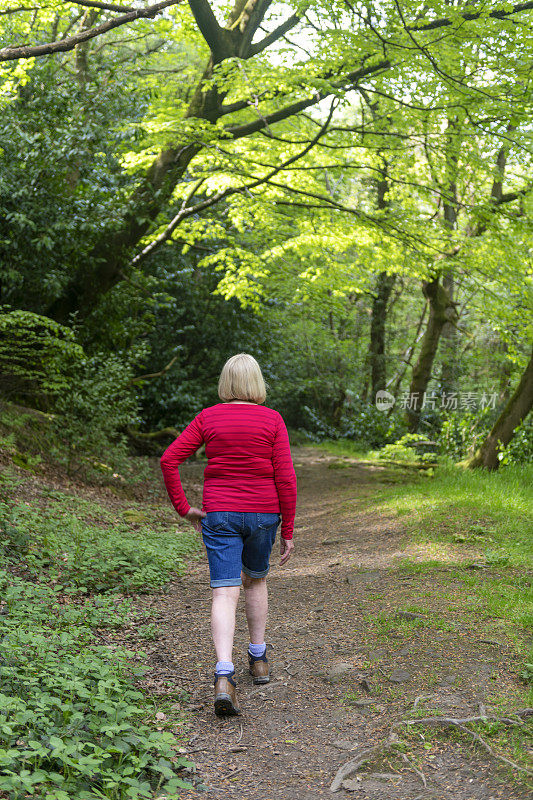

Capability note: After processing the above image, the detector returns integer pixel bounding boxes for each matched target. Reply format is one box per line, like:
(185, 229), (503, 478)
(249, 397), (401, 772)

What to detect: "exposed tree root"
(329, 710), (533, 792)
(392, 712), (533, 779)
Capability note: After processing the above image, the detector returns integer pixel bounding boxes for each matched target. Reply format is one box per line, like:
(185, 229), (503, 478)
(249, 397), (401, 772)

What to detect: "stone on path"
(389, 667), (412, 683)
(396, 610), (424, 621)
(332, 739), (356, 750)
(341, 778), (361, 791)
(327, 662), (353, 683)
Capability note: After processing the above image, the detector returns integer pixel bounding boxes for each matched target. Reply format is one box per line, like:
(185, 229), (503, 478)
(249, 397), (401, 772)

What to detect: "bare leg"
(242, 573), (268, 644)
(211, 586), (240, 662)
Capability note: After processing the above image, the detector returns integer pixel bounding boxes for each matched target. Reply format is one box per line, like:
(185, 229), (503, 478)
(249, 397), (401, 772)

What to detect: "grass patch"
(307, 440), (372, 460)
(385, 722), (533, 791)
(316, 444), (533, 788)
(356, 461), (533, 701)
(359, 461), (533, 569)
(309, 437), (438, 466)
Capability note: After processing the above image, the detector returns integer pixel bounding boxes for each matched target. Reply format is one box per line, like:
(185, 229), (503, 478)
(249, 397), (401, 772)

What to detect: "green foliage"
(0, 0), (532, 466)
(0, 409), (51, 475)
(51, 351), (141, 479)
(0, 571), (194, 799)
(297, 406), (340, 441)
(0, 508), (30, 556)
(0, 450), (201, 798)
(0, 309), (142, 480)
(138, 252), (265, 431)
(0, 308), (84, 408)
(0, 59), (143, 312)
(294, 398), (407, 449)
(340, 401), (407, 449)
(436, 408), (495, 461)
(436, 407), (533, 466)
(521, 659), (533, 686)
(497, 416), (533, 466)
(376, 433), (437, 463)
(0, 500), (198, 594)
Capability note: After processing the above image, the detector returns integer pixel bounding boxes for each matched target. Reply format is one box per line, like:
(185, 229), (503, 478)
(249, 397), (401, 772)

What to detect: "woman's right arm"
(160, 412), (204, 517)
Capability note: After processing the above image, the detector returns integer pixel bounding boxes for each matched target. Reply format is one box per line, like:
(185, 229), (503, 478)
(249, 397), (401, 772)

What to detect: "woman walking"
(160, 353), (297, 716)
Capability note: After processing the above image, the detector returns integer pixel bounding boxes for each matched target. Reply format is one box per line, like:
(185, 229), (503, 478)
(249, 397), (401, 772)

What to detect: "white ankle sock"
(215, 660), (234, 675)
(248, 642), (266, 658)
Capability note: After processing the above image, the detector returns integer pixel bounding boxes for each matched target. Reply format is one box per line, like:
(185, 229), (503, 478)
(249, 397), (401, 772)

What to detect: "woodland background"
(0, 0), (532, 474)
(0, 4), (532, 798)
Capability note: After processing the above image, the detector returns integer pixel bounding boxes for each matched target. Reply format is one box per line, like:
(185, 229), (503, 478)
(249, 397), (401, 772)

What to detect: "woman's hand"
(280, 537), (294, 565)
(185, 507), (206, 533)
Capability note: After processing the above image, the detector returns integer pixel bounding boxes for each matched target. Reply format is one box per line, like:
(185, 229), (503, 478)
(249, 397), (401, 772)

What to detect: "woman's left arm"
(160, 412), (205, 521)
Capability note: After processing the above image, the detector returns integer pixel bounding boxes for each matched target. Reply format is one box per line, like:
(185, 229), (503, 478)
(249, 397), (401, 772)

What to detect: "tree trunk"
(49, 131), (205, 323)
(65, 10), (98, 192)
(405, 276), (457, 432)
(439, 271), (457, 395)
(461, 346), (533, 470)
(365, 168), (395, 401)
(438, 112), (459, 398)
(497, 339), (513, 404)
(369, 270), (395, 398)
(386, 301), (427, 411)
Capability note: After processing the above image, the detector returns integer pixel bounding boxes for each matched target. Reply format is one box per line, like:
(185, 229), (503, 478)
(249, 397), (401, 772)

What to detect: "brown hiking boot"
(213, 671), (240, 716)
(248, 649), (270, 684)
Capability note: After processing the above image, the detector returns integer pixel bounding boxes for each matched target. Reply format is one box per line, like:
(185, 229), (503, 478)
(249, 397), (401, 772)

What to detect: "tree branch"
(222, 1), (533, 131)
(130, 176), (207, 266)
(187, 0), (226, 59)
(225, 58), (391, 139)
(411, 0), (533, 31)
(248, 11), (302, 56)
(130, 101), (338, 267)
(67, 0), (135, 12)
(0, 0), (181, 61)
(234, 0), (274, 57)
(393, 0), (497, 101)
(0, 6), (39, 15)
(271, 188), (437, 253)
(128, 355), (179, 385)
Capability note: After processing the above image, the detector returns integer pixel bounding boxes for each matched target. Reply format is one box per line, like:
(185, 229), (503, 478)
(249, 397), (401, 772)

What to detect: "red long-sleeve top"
(159, 403), (297, 540)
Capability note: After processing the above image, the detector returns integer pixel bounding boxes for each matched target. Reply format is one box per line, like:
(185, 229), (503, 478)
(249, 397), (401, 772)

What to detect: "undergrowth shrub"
(51, 351), (140, 479)
(436, 407), (532, 467)
(436, 407), (494, 461)
(497, 415), (533, 466)
(376, 433), (437, 463)
(339, 401), (406, 448)
(0, 308), (83, 408)
(0, 571), (194, 799)
(299, 400), (406, 447)
(0, 308), (144, 480)
(298, 406), (339, 441)
(0, 501), (198, 594)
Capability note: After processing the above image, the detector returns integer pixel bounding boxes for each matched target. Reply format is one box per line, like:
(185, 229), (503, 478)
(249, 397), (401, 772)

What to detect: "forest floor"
(132, 447), (533, 800)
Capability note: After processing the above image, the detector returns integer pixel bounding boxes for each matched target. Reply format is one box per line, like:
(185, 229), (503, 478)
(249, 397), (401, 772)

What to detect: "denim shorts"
(201, 511), (281, 588)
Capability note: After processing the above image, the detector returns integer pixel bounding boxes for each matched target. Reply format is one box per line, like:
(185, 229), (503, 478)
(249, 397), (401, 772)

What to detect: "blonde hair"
(218, 353), (267, 404)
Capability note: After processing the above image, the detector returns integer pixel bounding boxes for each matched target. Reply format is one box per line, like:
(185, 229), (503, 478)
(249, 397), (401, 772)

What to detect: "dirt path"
(141, 447), (531, 800)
